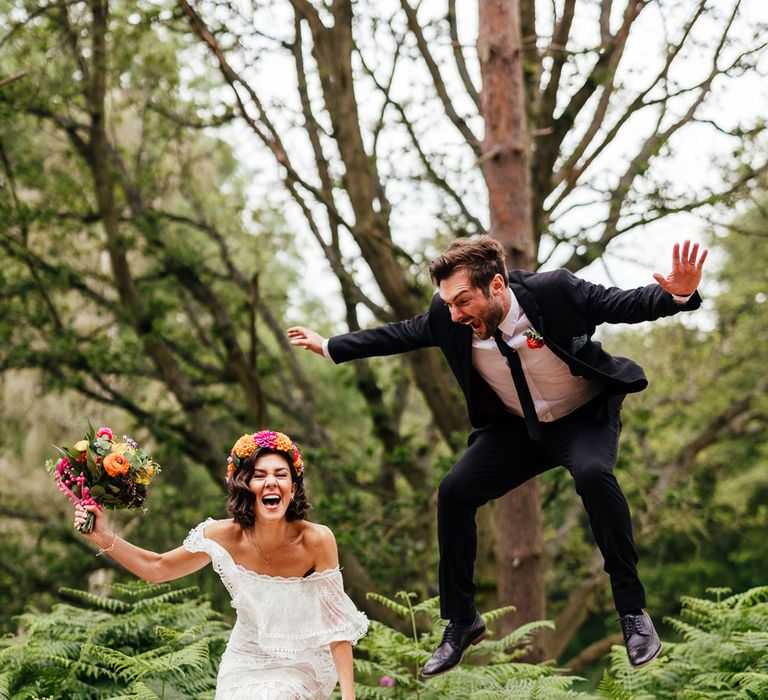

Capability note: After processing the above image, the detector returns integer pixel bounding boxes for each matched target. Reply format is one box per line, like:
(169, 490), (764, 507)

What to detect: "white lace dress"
(183, 519), (369, 700)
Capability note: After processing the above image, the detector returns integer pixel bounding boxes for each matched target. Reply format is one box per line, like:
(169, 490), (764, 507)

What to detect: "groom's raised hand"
(287, 326), (326, 356)
(653, 239), (708, 297)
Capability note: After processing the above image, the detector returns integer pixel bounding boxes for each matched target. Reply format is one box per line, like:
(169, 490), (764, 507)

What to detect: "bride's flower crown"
(226, 430), (304, 479)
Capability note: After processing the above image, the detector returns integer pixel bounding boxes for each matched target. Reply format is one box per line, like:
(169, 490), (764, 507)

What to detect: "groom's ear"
(490, 273), (506, 295)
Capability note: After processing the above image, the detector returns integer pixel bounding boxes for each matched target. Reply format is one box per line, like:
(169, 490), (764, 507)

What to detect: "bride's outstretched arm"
(74, 504), (210, 583)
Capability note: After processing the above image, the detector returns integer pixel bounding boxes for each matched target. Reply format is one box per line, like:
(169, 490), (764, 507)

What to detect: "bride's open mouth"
(261, 494), (281, 510)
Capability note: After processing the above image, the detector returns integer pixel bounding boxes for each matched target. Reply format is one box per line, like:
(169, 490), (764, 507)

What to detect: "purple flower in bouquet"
(46, 423), (160, 533)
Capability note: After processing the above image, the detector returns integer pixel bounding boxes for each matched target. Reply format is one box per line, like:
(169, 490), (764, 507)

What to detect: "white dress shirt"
(472, 289), (603, 422)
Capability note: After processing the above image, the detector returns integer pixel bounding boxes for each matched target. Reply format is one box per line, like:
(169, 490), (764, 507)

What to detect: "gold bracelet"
(96, 531), (118, 557)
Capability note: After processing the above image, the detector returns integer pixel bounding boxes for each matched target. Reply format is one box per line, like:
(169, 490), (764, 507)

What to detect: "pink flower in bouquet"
(96, 426), (113, 440)
(379, 676), (394, 687)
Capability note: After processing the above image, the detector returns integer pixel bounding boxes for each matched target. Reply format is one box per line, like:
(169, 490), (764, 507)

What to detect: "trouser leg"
(437, 420), (545, 620)
(548, 406), (646, 612)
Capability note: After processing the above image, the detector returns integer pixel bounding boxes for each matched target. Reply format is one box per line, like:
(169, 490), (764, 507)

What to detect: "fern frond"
(364, 592), (411, 618)
(597, 670), (633, 700)
(109, 581), (173, 599)
(480, 604), (516, 625)
(411, 596), (441, 614)
(107, 679), (163, 699)
(482, 619), (556, 653)
(59, 587), (132, 613)
(133, 587), (202, 610)
(0, 671), (12, 700)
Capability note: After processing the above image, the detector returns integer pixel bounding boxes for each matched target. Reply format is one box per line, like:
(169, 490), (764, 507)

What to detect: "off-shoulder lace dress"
(184, 519), (369, 700)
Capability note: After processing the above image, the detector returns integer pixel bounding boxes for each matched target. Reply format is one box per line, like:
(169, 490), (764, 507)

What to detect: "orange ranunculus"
(103, 453), (130, 477)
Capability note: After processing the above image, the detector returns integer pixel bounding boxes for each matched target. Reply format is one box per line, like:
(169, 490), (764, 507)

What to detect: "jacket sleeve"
(558, 269), (702, 326)
(327, 312), (437, 364)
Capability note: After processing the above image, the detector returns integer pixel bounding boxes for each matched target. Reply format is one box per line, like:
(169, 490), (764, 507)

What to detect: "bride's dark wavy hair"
(227, 447), (311, 529)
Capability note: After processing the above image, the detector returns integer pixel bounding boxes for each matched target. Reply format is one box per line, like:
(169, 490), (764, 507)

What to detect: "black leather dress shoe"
(422, 613), (487, 678)
(620, 611), (661, 667)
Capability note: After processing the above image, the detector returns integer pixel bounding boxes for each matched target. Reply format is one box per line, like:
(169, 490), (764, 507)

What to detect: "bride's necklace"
(249, 529), (289, 564)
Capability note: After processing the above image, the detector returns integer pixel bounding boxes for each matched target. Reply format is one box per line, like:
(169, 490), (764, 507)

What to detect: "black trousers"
(437, 400), (645, 620)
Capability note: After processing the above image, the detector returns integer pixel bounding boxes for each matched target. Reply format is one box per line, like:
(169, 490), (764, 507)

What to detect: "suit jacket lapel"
(509, 277), (546, 335)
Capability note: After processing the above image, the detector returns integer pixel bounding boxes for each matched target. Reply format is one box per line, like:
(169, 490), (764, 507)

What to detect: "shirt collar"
(497, 288), (521, 337)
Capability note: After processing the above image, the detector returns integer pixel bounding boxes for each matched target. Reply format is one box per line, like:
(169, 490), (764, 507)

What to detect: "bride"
(74, 429), (368, 700)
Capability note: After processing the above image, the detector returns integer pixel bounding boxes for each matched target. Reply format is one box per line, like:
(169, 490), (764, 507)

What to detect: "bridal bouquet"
(46, 424), (161, 533)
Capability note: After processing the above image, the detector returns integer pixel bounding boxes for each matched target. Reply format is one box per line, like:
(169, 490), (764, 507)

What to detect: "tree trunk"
(477, 0), (545, 660)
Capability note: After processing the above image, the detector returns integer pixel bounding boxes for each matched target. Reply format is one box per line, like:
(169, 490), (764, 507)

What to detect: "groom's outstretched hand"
(287, 326), (326, 356)
(653, 239), (708, 297)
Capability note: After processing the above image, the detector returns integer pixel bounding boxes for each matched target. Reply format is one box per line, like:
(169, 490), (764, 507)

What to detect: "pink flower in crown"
(96, 427), (114, 440)
(292, 445), (304, 476)
(379, 676), (395, 687)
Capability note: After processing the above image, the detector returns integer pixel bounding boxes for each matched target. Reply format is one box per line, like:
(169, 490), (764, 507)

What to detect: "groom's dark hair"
(429, 237), (508, 291)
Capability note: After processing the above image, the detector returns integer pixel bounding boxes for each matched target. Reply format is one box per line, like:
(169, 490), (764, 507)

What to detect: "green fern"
(347, 590), (600, 700)
(0, 582), (228, 699)
(600, 586), (768, 698)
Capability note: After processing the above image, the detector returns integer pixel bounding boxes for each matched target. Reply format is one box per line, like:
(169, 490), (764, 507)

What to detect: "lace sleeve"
(316, 568), (369, 645)
(253, 568), (369, 654)
(182, 518), (240, 605)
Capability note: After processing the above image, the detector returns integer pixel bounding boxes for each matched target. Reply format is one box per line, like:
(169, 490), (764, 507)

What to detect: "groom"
(288, 237), (707, 675)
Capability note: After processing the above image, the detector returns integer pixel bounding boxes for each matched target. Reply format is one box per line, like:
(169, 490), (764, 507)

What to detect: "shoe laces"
(441, 622), (459, 645)
(621, 614), (642, 637)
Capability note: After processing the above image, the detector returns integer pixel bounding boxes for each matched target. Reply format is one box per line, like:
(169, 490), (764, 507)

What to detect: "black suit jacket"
(328, 269), (702, 428)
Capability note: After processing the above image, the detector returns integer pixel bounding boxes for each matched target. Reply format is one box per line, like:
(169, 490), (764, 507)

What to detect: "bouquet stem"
(77, 511), (95, 534)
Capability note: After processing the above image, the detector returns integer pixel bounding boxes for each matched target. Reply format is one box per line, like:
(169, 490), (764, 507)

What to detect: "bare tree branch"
(447, 0), (480, 109)
(399, 0), (481, 155)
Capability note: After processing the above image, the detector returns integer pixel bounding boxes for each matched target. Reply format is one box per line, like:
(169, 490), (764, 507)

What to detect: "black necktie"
(492, 329), (543, 441)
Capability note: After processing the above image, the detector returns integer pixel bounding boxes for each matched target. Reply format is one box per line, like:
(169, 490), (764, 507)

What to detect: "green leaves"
(600, 586), (768, 698)
(0, 581), (228, 699)
(351, 591), (598, 699)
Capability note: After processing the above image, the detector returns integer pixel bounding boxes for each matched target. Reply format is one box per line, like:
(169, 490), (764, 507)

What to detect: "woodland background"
(1, 0), (767, 691)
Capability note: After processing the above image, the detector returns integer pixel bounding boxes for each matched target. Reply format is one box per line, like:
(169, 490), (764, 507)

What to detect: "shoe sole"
(421, 630), (488, 679)
(630, 641), (662, 669)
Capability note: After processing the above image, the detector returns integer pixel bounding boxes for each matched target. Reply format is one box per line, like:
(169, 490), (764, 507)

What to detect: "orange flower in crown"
(226, 430), (304, 480)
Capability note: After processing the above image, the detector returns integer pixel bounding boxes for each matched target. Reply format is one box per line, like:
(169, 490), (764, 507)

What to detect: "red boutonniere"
(523, 329), (545, 349)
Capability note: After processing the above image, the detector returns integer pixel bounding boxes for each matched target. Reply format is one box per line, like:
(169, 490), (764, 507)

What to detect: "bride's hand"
(74, 503), (112, 547)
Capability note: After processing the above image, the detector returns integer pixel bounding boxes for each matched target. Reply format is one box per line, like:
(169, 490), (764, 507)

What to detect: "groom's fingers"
(287, 326), (309, 340)
(672, 242), (681, 267)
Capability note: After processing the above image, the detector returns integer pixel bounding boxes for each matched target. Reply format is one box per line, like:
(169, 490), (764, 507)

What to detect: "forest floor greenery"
(2, 583), (767, 699)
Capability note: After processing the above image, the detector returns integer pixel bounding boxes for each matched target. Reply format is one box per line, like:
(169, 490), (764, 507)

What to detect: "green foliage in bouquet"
(599, 586), (768, 699)
(344, 591), (600, 699)
(45, 425), (161, 533)
(0, 582), (229, 699)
